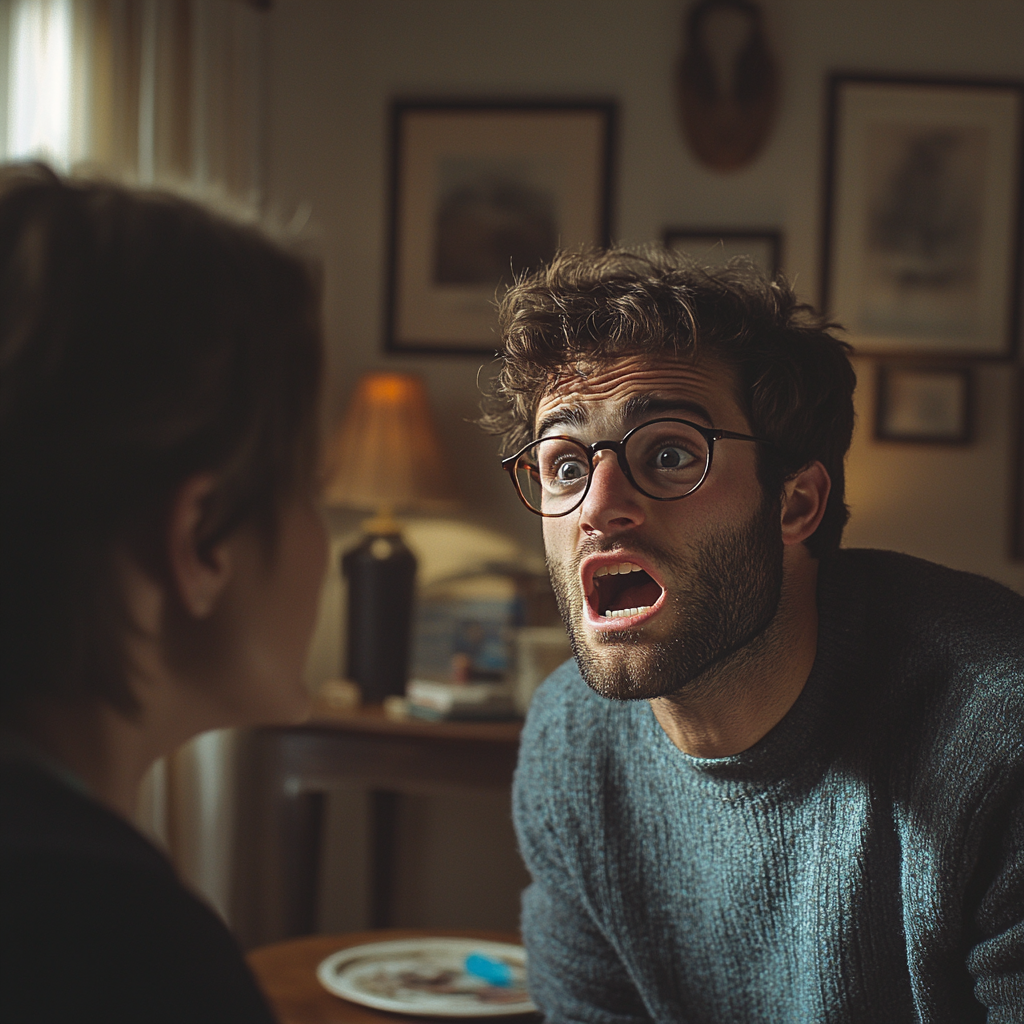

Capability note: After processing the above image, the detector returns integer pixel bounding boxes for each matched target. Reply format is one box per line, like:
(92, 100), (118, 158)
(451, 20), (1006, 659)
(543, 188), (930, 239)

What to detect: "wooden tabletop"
(248, 928), (540, 1024)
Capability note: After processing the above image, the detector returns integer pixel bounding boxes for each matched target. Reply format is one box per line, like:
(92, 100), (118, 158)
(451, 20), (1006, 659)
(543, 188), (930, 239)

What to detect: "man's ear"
(780, 461), (831, 547)
(166, 473), (234, 618)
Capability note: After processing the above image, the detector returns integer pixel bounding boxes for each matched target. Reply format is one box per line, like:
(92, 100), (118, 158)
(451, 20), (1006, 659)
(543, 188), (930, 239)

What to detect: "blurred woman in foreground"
(0, 165), (327, 1022)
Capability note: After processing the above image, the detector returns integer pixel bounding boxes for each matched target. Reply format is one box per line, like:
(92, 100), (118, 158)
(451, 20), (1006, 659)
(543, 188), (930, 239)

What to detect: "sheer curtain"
(0, 0), (270, 924)
(1, 0), (266, 199)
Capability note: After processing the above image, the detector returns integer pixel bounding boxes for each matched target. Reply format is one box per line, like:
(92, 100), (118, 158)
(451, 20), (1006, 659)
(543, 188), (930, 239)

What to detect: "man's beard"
(547, 493), (784, 701)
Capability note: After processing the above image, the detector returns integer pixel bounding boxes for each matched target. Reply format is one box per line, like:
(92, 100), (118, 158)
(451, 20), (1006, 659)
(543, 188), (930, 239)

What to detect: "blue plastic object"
(465, 952), (513, 987)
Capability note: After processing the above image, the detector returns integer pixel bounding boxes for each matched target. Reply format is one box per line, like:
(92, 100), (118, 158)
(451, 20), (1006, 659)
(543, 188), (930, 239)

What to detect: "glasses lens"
(514, 438), (590, 514)
(625, 420), (710, 498)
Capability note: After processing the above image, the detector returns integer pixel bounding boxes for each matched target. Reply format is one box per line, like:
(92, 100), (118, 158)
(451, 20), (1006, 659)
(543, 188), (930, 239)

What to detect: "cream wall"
(266, 0), (1023, 592)
(262, 0), (1024, 932)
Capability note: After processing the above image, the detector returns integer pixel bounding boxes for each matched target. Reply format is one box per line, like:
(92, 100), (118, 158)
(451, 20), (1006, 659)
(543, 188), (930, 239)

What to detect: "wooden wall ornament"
(675, 0), (778, 172)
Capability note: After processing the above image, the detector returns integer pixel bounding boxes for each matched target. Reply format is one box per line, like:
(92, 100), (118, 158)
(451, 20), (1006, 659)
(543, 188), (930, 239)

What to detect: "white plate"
(316, 937), (536, 1018)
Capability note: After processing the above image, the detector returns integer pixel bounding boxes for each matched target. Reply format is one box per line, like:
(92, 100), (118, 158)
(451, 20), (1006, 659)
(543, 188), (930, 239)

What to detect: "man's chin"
(568, 607), (778, 703)
(569, 630), (688, 702)
(549, 488), (785, 705)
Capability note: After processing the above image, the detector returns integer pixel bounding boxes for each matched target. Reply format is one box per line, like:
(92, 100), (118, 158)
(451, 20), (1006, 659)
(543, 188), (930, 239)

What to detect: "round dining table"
(247, 927), (541, 1024)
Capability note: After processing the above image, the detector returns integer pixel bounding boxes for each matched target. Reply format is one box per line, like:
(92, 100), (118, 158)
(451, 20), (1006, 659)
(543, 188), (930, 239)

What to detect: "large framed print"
(385, 100), (616, 355)
(821, 75), (1024, 359)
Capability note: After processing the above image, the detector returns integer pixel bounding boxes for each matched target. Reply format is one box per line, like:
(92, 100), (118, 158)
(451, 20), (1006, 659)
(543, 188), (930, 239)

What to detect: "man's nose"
(577, 450), (645, 536)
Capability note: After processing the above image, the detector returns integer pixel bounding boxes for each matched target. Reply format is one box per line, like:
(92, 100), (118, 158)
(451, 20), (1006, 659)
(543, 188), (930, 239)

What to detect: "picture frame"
(385, 100), (616, 355)
(821, 74), (1024, 360)
(663, 228), (781, 277)
(874, 364), (973, 444)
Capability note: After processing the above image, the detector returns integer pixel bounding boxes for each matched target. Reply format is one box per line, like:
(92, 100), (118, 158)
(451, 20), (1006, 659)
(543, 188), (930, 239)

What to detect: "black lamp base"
(341, 528), (417, 703)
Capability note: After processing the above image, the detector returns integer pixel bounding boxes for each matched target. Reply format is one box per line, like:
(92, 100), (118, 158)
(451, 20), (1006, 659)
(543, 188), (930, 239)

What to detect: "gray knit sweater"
(513, 550), (1024, 1023)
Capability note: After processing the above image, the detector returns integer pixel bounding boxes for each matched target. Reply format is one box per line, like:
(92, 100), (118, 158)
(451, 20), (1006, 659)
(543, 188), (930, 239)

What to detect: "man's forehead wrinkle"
(534, 353), (742, 433)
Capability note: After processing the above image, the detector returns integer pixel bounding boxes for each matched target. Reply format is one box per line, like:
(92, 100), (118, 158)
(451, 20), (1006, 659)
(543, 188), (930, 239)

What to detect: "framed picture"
(874, 364), (973, 443)
(663, 228), (781, 277)
(385, 100), (616, 355)
(821, 75), (1024, 359)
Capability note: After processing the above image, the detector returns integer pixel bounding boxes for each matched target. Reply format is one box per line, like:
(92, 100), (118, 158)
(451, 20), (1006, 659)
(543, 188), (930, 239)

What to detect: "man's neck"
(649, 553), (819, 758)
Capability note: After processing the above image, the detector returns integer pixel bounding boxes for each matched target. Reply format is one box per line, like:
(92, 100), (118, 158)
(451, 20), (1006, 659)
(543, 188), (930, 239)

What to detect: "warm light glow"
(365, 373), (417, 404)
(324, 372), (458, 514)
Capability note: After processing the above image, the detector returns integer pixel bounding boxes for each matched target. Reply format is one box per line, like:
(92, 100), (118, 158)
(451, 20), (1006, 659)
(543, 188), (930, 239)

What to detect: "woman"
(0, 165), (327, 1022)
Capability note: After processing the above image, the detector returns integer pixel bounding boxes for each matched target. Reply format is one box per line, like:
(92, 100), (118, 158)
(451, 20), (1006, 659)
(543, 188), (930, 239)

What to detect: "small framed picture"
(385, 100), (616, 355)
(663, 228), (781, 277)
(874, 364), (973, 444)
(821, 74), (1023, 359)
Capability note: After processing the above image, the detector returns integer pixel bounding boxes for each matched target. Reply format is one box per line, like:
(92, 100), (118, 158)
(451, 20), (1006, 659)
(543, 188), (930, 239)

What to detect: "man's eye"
(555, 459), (587, 481)
(651, 445), (695, 469)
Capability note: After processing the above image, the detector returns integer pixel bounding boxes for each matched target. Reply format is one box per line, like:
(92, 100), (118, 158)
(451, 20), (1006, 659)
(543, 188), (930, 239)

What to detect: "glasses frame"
(501, 417), (772, 518)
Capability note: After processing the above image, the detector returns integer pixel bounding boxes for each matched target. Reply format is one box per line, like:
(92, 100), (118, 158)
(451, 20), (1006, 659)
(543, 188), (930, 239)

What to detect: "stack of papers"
(405, 680), (518, 721)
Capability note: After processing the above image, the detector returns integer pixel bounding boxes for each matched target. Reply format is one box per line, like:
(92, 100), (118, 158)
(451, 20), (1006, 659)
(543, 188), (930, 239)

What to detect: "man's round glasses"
(501, 417), (772, 518)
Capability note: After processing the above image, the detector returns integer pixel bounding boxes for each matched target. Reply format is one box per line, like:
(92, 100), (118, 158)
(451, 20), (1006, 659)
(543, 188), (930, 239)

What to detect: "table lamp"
(325, 372), (455, 703)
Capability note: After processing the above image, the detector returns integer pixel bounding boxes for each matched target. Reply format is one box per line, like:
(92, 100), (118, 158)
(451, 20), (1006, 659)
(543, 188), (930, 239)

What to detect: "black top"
(0, 758), (277, 1024)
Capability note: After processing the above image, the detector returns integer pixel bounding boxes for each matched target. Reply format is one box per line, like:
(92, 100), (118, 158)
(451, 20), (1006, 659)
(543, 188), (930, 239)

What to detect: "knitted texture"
(513, 550), (1024, 1023)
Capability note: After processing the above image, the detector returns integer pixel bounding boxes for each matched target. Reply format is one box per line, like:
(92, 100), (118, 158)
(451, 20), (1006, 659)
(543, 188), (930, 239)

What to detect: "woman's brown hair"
(0, 165), (323, 716)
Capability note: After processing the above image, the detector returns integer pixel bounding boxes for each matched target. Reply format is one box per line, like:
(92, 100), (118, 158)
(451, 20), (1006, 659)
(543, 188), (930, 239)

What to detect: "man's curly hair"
(481, 246), (856, 558)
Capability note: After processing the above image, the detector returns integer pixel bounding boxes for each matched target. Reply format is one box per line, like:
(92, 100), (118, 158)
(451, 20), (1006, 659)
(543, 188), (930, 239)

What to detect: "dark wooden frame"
(820, 73), (1024, 360)
(662, 228), (782, 277)
(874, 363), (974, 444)
(384, 99), (616, 356)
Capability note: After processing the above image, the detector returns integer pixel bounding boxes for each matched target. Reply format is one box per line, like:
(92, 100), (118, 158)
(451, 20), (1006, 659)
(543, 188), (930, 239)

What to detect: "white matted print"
(385, 102), (615, 355)
(823, 76), (1023, 358)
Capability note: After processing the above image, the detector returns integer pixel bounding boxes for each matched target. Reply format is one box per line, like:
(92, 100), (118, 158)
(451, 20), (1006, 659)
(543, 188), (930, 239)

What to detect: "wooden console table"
(232, 706), (523, 949)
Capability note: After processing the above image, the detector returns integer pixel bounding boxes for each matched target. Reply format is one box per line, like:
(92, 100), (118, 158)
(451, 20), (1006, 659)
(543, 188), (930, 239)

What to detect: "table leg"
(368, 790), (399, 928)
(279, 788), (327, 938)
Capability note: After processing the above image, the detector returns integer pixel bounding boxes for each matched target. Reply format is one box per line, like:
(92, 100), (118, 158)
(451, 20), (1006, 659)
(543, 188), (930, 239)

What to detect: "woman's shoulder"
(0, 759), (275, 1024)
(0, 758), (173, 876)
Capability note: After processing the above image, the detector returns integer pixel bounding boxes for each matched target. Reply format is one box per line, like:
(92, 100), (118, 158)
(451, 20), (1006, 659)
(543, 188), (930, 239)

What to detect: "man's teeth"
(603, 606), (653, 619)
(592, 564), (652, 618)
(593, 562), (642, 577)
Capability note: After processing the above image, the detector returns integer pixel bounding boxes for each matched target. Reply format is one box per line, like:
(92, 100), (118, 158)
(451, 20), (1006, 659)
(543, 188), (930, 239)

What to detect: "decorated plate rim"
(316, 937), (535, 1018)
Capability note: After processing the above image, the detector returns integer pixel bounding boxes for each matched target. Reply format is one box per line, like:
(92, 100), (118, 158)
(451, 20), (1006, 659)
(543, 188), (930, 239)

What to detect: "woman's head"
(0, 164), (324, 719)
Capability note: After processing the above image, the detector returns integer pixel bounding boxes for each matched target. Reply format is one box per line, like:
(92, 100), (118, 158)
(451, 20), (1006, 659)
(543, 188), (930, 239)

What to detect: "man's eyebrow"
(621, 395), (715, 425)
(536, 406), (589, 438)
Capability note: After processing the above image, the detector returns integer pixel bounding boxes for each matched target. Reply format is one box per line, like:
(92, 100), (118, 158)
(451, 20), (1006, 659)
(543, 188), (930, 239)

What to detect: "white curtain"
(0, 0), (266, 203)
(0, 0), (269, 925)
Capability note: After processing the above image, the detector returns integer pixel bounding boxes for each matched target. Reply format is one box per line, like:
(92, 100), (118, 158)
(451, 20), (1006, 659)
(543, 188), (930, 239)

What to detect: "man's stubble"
(546, 492), (785, 702)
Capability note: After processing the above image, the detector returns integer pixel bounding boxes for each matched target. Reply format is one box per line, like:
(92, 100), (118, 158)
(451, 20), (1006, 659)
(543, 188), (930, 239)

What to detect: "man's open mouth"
(585, 560), (665, 622)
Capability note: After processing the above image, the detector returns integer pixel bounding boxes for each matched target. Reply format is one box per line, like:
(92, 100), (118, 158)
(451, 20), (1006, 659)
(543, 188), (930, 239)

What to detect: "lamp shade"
(325, 372), (456, 513)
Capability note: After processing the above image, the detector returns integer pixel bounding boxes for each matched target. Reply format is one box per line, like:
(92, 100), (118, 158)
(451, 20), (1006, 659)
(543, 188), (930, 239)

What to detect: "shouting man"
(485, 249), (1024, 1022)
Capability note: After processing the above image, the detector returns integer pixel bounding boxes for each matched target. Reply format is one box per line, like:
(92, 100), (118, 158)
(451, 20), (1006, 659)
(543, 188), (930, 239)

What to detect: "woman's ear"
(780, 461), (831, 547)
(166, 473), (234, 617)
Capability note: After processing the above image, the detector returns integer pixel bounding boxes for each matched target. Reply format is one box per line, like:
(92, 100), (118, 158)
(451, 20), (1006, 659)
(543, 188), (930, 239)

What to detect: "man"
(484, 248), (1024, 1022)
